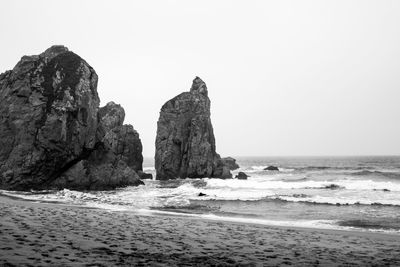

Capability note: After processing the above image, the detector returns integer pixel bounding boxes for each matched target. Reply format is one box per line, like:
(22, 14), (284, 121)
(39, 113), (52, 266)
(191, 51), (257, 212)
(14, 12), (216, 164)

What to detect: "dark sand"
(1, 195), (400, 266)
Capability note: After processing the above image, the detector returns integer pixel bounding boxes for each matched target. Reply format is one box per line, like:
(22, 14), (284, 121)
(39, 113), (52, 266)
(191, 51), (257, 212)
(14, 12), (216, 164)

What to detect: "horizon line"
(142, 154), (400, 158)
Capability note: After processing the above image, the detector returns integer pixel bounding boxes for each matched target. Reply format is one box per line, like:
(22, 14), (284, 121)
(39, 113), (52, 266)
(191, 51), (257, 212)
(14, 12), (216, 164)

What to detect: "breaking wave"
(2, 156), (400, 235)
(350, 170), (400, 179)
(204, 178), (400, 192)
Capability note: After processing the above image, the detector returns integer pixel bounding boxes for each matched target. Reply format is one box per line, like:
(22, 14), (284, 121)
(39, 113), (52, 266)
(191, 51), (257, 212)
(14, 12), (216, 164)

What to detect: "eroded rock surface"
(155, 77), (231, 180)
(53, 102), (144, 190)
(221, 157), (240, 170)
(0, 46), (143, 190)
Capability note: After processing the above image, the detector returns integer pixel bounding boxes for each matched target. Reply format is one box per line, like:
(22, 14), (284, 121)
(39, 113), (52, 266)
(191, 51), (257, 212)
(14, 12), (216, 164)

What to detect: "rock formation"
(0, 46), (144, 190)
(221, 157), (240, 170)
(155, 77), (231, 180)
(235, 172), (249, 180)
(52, 102), (144, 190)
(264, 166), (279, 171)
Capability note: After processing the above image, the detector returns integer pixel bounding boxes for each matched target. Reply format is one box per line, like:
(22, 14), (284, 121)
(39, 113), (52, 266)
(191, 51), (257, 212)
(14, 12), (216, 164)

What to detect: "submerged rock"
(221, 157), (240, 170)
(0, 46), (143, 190)
(235, 172), (249, 180)
(155, 77), (232, 180)
(264, 166), (279, 171)
(373, 188), (391, 192)
(324, 184), (343, 190)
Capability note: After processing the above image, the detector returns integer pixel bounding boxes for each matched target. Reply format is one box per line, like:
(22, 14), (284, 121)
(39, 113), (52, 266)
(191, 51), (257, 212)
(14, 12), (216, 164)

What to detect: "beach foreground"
(1, 195), (399, 266)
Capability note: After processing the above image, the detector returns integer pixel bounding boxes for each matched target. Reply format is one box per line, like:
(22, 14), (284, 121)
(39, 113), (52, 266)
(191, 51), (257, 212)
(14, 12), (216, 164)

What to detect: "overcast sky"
(1, 0), (399, 157)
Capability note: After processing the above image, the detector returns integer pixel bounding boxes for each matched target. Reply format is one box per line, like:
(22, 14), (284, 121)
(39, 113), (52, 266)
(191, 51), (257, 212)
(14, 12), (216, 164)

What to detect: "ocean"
(2, 156), (400, 234)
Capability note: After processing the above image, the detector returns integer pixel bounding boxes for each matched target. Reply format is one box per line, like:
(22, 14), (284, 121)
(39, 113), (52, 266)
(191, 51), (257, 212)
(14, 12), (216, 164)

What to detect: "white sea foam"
(200, 214), (341, 229)
(3, 175), (400, 208)
(250, 166), (269, 171)
(129, 209), (400, 234)
(270, 193), (400, 206)
(133, 208), (342, 230)
(2, 156), (400, 235)
(205, 177), (400, 191)
(2, 184), (400, 234)
(238, 166), (294, 173)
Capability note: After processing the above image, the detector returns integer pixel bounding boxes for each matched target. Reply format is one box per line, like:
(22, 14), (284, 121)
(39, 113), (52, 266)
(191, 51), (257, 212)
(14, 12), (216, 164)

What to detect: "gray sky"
(1, 0), (399, 157)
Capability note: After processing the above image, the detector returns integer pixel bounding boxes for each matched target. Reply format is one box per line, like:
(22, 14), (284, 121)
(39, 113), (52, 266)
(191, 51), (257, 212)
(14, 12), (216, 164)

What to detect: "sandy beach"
(0, 195), (399, 266)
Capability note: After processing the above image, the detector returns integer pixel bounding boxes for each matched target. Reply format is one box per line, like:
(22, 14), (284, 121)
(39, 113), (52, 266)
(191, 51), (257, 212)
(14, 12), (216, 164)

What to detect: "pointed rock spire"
(190, 76), (208, 96)
(155, 77), (231, 180)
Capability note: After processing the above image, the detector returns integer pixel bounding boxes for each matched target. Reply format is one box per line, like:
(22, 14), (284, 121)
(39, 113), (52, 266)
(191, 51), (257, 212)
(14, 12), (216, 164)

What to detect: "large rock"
(53, 102), (144, 190)
(221, 157), (240, 170)
(96, 102), (143, 173)
(235, 172), (249, 180)
(0, 46), (143, 190)
(155, 77), (231, 180)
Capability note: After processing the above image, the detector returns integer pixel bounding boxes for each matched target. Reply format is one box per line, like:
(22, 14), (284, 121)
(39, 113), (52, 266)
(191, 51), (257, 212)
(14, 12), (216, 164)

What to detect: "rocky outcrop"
(0, 46), (143, 190)
(53, 102), (144, 190)
(155, 77), (231, 180)
(264, 166), (279, 171)
(221, 157), (240, 170)
(235, 172), (249, 180)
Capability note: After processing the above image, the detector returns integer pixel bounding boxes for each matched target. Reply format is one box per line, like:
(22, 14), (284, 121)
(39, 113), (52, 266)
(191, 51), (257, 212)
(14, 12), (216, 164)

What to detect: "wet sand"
(0, 195), (400, 266)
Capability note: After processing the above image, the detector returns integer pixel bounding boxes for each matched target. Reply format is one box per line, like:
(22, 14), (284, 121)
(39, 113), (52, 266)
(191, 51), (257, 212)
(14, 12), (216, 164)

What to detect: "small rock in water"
(324, 184), (342, 190)
(264, 166), (279, 171)
(235, 172), (249, 180)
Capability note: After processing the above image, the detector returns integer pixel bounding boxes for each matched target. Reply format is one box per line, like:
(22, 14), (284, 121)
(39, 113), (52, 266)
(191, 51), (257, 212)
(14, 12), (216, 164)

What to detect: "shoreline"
(1, 192), (399, 239)
(1, 195), (400, 266)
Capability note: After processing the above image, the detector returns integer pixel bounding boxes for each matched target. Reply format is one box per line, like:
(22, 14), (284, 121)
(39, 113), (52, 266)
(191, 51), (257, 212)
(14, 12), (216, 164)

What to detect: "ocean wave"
(2, 186), (400, 234)
(305, 184), (344, 190)
(0, 184), (190, 210)
(338, 219), (400, 231)
(193, 193), (400, 207)
(297, 166), (332, 171)
(350, 170), (400, 179)
(265, 195), (400, 207)
(4, 176), (400, 209)
(140, 208), (400, 234)
(286, 166), (368, 171)
(237, 165), (400, 179)
(200, 214), (340, 229)
(240, 166), (294, 173)
(136, 208), (343, 230)
(246, 165), (369, 172)
(205, 178), (400, 191)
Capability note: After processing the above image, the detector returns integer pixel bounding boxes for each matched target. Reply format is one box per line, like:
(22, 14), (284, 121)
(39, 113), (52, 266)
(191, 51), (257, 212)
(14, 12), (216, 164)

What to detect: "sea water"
(2, 156), (400, 234)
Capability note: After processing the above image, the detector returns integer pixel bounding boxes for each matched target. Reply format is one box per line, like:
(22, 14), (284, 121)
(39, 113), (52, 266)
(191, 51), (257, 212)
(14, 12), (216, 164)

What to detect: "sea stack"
(0, 45), (144, 190)
(155, 77), (231, 180)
